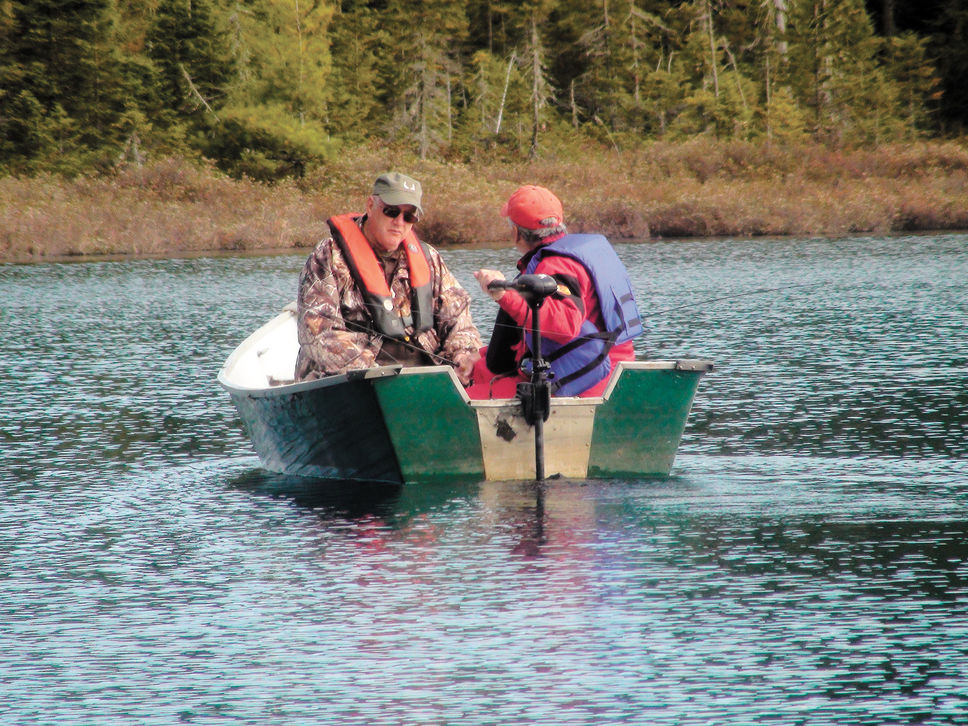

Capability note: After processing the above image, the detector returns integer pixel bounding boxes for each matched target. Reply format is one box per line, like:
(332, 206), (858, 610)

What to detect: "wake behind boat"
(218, 303), (712, 485)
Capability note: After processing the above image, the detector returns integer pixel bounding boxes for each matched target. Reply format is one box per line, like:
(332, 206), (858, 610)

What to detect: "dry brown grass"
(2, 138), (968, 263)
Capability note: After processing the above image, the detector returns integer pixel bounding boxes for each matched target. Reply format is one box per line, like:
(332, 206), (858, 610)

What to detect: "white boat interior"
(220, 304), (301, 390)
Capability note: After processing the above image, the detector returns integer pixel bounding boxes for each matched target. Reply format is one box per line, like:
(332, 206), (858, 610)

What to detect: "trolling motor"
(488, 273), (558, 481)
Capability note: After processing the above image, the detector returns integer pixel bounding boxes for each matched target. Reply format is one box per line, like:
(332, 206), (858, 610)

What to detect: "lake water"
(2, 234), (967, 725)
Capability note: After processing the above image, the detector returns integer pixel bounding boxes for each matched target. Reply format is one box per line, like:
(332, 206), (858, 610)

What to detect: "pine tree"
(0, 0), (134, 173)
(496, 0), (555, 158)
(787, 0), (899, 143)
(380, 0), (469, 159)
(146, 0), (234, 126)
(880, 31), (937, 134)
(225, 0), (333, 125)
(206, 0), (335, 178)
(462, 48), (526, 140)
(326, 0), (383, 141)
(931, 0), (968, 133)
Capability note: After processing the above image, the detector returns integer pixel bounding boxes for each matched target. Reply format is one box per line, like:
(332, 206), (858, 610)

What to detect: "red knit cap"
(500, 185), (564, 230)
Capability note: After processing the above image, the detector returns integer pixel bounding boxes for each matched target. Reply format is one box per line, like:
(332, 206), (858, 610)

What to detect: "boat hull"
(218, 308), (712, 483)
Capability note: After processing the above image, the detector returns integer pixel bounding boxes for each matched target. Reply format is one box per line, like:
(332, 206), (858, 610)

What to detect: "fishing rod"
(481, 279), (822, 344)
(300, 297), (472, 370)
(302, 278), (820, 375)
(645, 281), (820, 318)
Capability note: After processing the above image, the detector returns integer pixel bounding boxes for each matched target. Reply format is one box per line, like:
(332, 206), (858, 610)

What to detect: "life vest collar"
(328, 214), (434, 340)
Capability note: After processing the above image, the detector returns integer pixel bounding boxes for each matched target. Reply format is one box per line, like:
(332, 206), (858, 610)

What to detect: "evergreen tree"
(0, 0), (961, 178)
(562, 0), (641, 133)
(146, 0), (234, 127)
(930, 0), (968, 132)
(880, 31), (937, 134)
(464, 0), (518, 57)
(786, 0), (899, 143)
(461, 48), (527, 141)
(759, 0), (793, 138)
(666, 0), (723, 136)
(326, 0), (384, 141)
(380, 0), (469, 159)
(0, 0), (134, 173)
(494, 0), (556, 158)
(225, 0), (333, 124)
(209, 0), (335, 178)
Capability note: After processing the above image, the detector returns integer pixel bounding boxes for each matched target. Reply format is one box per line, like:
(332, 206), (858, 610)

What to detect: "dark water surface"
(2, 235), (966, 725)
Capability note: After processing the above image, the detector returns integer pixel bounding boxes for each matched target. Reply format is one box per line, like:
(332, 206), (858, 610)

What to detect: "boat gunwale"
(220, 358), (714, 404)
(216, 305), (713, 403)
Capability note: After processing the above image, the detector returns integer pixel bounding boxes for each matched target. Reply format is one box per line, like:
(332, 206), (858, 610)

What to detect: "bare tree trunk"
(761, 0), (787, 140)
(179, 64), (219, 121)
(570, 79), (579, 128)
(446, 73), (452, 145)
(721, 40), (748, 111)
(881, 0), (896, 37)
(629, 3), (641, 103)
(813, 0), (834, 139)
(529, 13), (541, 160)
(495, 53), (515, 134)
(765, 53), (772, 140)
(418, 37), (431, 159)
(774, 0), (788, 56)
(705, 0), (720, 97)
(488, 3), (494, 53)
(294, 0), (305, 124)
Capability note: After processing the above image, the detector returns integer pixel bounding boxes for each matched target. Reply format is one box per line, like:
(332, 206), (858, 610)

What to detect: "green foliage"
(785, 0), (907, 144)
(0, 0), (962, 178)
(326, 2), (384, 140)
(146, 0), (235, 122)
(204, 103), (335, 180)
(0, 0), (135, 173)
(880, 32), (937, 133)
(378, 0), (471, 159)
(224, 0), (334, 124)
(930, 0), (968, 132)
(762, 86), (810, 143)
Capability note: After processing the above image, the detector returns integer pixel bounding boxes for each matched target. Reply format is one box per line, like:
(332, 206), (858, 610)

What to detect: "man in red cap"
(467, 185), (643, 399)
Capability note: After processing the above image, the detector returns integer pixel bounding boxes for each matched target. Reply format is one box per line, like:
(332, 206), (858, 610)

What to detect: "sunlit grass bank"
(3, 139), (968, 263)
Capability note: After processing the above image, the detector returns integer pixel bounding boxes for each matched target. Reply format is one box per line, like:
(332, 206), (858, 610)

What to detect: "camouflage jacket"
(294, 221), (482, 381)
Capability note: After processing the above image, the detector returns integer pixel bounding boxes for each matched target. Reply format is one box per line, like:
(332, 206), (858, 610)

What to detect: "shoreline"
(3, 140), (968, 265)
(5, 228), (966, 268)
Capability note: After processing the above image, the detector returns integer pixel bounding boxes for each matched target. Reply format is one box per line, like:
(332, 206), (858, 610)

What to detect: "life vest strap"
(327, 214), (434, 339)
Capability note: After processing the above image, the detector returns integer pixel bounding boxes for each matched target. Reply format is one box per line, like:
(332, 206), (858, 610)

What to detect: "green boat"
(218, 303), (712, 484)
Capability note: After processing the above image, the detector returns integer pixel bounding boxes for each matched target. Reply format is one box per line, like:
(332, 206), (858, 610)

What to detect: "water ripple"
(3, 236), (968, 724)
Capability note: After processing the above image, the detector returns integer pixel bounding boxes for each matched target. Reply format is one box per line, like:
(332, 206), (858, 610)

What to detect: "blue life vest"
(522, 234), (643, 396)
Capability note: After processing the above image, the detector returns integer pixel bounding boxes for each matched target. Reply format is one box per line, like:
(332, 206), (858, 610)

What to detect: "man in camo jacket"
(295, 172), (482, 384)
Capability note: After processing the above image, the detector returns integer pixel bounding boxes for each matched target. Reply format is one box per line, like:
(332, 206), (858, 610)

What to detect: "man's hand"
(473, 269), (507, 301)
(452, 349), (480, 386)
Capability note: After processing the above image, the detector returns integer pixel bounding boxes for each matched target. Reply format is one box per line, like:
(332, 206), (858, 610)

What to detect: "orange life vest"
(327, 214), (434, 341)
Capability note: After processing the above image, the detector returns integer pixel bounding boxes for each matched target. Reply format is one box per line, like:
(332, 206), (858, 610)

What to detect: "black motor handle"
(487, 274), (558, 303)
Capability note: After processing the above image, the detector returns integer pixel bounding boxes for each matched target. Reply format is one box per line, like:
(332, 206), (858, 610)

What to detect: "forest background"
(2, 0), (967, 262)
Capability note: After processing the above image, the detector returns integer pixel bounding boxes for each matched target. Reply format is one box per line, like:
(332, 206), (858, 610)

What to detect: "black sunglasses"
(380, 204), (419, 224)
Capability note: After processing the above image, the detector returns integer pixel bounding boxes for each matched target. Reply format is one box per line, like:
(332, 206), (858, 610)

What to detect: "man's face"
(364, 196), (418, 252)
(512, 225), (532, 255)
